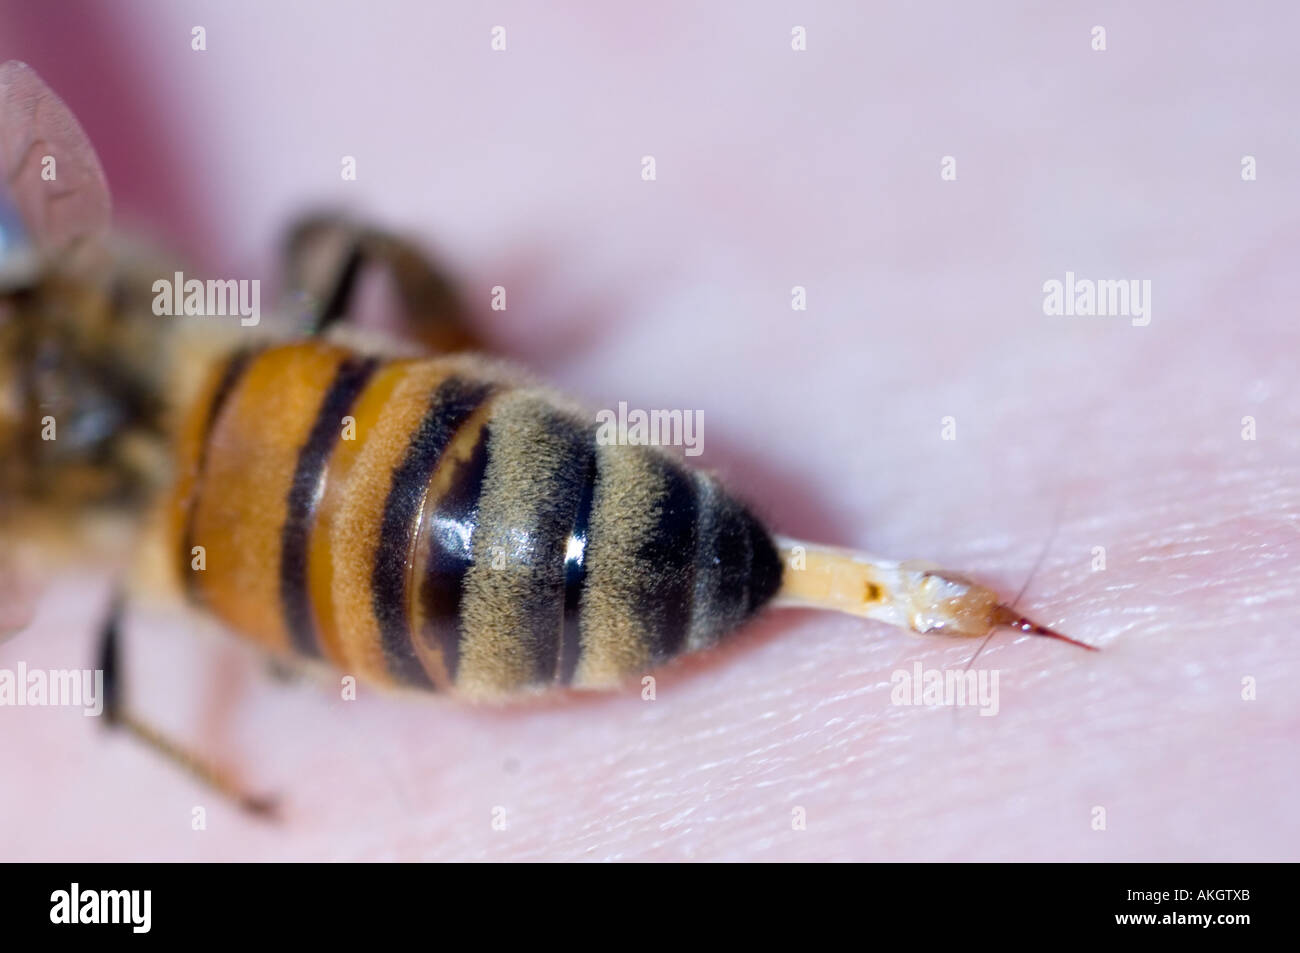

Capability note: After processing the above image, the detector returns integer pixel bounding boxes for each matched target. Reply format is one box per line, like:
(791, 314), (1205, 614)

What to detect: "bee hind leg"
(281, 212), (480, 353)
(96, 590), (279, 818)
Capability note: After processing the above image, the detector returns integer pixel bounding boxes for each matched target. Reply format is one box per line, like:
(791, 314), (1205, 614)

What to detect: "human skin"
(0, 1), (1296, 861)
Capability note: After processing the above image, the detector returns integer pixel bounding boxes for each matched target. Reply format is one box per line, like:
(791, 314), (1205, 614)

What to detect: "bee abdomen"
(174, 342), (782, 699)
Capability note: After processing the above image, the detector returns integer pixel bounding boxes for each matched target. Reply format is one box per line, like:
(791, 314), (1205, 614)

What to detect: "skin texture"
(0, 1), (1297, 861)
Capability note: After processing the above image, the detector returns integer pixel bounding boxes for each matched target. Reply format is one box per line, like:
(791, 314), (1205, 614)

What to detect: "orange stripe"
(188, 343), (349, 654)
(166, 348), (256, 597)
(306, 359), (410, 674)
(307, 359), (460, 685)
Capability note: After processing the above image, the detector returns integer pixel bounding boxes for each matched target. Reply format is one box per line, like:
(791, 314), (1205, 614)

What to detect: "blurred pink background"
(1, 2), (1296, 861)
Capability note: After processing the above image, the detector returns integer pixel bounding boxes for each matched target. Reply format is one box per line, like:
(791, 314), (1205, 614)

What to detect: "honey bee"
(0, 61), (1094, 813)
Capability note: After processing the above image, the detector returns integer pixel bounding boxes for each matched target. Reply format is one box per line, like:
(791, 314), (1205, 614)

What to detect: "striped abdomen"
(169, 342), (782, 699)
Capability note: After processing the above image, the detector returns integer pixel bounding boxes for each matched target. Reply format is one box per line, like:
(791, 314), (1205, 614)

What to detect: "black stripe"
(417, 420), (492, 682)
(687, 477), (727, 643)
(180, 348), (258, 604)
(373, 377), (494, 688)
(705, 485), (754, 632)
(685, 478), (784, 650)
(422, 406), (591, 689)
(279, 356), (379, 657)
(557, 443), (597, 684)
(744, 510), (784, 614)
(637, 460), (700, 662)
(512, 415), (592, 685)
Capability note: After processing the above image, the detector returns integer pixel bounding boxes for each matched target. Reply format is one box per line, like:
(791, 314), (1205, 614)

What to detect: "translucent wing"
(0, 60), (111, 257)
(0, 61), (104, 640)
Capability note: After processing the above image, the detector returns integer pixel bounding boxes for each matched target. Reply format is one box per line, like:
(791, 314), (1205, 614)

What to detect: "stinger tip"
(992, 606), (1099, 651)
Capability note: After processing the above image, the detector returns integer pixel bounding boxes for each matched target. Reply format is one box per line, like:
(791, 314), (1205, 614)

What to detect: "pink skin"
(1, 2), (1297, 860)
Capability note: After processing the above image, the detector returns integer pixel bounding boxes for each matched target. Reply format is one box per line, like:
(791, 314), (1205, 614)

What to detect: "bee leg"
(96, 590), (279, 818)
(281, 213), (478, 352)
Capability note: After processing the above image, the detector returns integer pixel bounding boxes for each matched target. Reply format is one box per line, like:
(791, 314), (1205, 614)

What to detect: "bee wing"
(0, 60), (111, 256)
